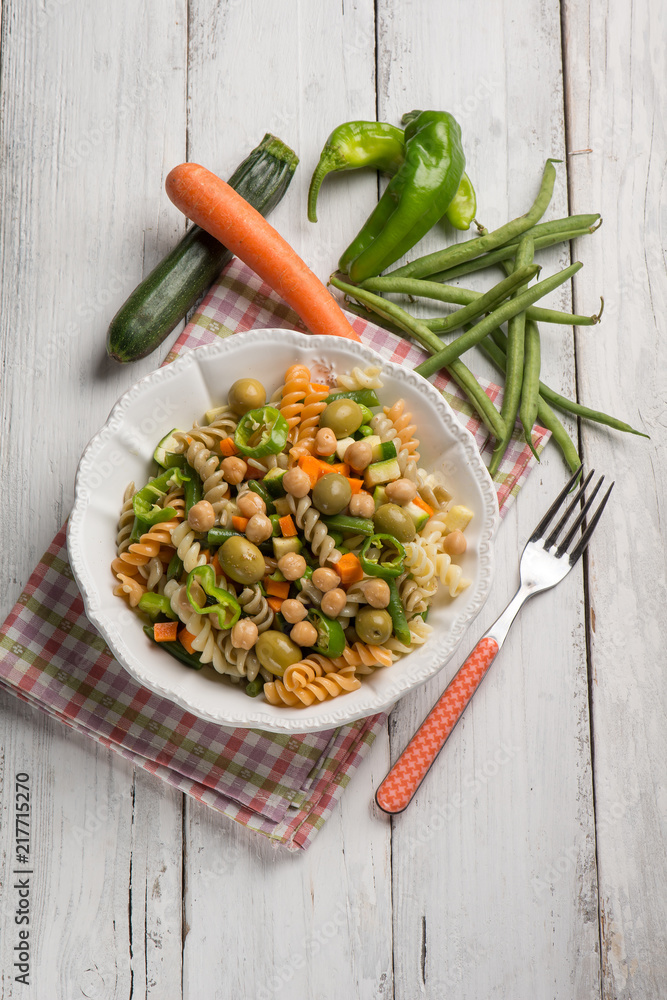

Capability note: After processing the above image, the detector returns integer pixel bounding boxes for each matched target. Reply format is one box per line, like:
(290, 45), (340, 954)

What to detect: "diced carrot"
(279, 514), (297, 537)
(178, 628), (197, 655)
(219, 436), (238, 457)
(298, 455), (321, 488)
(310, 383), (331, 392)
(412, 495), (434, 516)
(232, 516), (249, 532)
(336, 552), (364, 586)
(266, 578), (290, 600)
(267, 596), (284, 613)
(346, 478), (365, 495)
(154, 621), (179, 642)
(317, 460), (350, 479)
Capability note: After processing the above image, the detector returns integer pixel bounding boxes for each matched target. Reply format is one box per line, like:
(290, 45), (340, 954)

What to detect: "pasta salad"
(112, 363), (473, 708)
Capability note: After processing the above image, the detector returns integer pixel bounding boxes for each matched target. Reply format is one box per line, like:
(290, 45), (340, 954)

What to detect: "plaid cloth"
(0, 259), (548, 851)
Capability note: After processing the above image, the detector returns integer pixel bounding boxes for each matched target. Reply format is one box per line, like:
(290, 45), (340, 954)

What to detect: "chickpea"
(283, 467), (311, 498)
(277, 552), (307, 581)
(344, 440), (373, 472)
(443, 529), (467, 556)
(385, 478), (418, 505)
(290, 620), (318, 647)
(321, 588), (346, 618)
(281, 599), (308, 624)
(245, 513), (273, 544)
(221, 456), (247, 485)
(237, 491), (266, 518)
(230, 618), (259, 650)
(315, 427), (338, 457)
(312, 567), (340, 592)
(349, 492), (375, 518)
(187, 499), (215, 533)
(364, 579), (391, 609)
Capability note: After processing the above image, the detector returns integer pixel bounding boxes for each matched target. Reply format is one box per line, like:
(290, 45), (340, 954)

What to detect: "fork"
(375, 467), (613, 815)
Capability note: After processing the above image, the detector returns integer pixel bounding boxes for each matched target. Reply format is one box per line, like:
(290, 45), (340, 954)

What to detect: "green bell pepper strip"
(307, 608), (346, 658)
(445, 172), (477, 230)
(323, 388), (380, 408)
(308, 120), (405, 223)
(387, 579), (411, 644)
(166, 552), (184, 582)
(247, 479), (276, 514)
(185, 565), (242, 630)
(322, 514), (376, 536)
(184, 462), (203, 514)
(360, 533), (406, 578)
(143, 624), (204, 670)
(138, 593), (177, 619)
(342, 110), (466, 283)
(234, 406), (289, 459)
(269, 514), (282, 537)
(358, 402), (374, 424)
(294, 566), (314, 591)
(130, 467), (188, 541)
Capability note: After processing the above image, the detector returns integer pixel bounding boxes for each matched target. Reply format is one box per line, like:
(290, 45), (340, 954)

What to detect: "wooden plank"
(562, 0), (667, 997)
(375, 1), (601, 997)
(182, 2), (393, 997)
(0, 0), (188, 993)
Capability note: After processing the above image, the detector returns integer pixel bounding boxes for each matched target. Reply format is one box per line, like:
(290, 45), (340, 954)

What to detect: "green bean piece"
(330, 275), (505, 439)
(489, 236), (535, 476)
(488, 327), (648, 437)
(388, 158), (560, 279)
(520, 320), (542, 459)
(245, 678), (264, 697)
(427, 224), (598, 283)
(414, 263), (582, 378)
(361, 264), (539, 337)
(479, 336), (580, 473)
(362, 273), (600, 327)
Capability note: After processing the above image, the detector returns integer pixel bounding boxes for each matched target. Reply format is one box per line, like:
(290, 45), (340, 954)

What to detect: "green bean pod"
(389, 158), (560, 280)
(519, 320), (542, 459)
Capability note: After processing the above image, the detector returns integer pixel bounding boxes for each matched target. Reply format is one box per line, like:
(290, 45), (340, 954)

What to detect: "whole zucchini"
(107, 134), (299, 363)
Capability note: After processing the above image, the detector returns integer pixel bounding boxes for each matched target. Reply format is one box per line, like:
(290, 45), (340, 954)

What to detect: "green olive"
(355, 607), (393, 645)
(228, 378), (266, 416)
(320, 398), (363, 438)
(218, 535), (266, 584)
(373, 503), (416, 543)
(255, 630), (302, 677)
(312, 473), (352, 516)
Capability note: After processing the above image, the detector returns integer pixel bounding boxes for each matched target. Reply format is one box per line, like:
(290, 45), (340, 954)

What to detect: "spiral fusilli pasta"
(116, 482), (136, 555)
(334, 365), (383, 391)
(264, 666), (360, 706)
(280, 364), (311, 443)
(285, 493), (342, 567)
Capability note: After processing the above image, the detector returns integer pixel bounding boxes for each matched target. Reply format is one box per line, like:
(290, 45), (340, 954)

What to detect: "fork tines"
(530, 465), (614, 564)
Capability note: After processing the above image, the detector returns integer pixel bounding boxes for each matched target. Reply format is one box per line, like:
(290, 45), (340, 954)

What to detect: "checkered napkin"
(0, 259), (548, 851)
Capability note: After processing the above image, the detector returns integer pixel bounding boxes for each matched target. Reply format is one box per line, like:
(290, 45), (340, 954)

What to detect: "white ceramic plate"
(68, 330), (498, 733)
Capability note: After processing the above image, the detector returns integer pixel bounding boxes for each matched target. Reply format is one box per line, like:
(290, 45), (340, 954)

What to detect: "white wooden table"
(1, 2), (664, 997)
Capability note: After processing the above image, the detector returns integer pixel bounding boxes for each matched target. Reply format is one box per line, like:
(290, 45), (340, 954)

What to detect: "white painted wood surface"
(0, 1), (663, 997)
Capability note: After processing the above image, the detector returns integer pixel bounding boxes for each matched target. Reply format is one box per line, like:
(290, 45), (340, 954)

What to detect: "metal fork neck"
(485, 583), (537, 649)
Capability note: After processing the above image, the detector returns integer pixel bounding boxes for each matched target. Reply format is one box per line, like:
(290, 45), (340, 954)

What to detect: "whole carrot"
(165, 163), (360, 342)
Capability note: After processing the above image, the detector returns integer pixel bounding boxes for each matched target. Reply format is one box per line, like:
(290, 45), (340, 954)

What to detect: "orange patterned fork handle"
(375, 637), (499, 814)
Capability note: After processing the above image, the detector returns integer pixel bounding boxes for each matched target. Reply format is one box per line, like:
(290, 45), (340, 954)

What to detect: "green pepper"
(358, 402), (374, 424)
(340, 110), (465, 283)
(323, 388), (380, 408)
(247, 479), (276, 514)
(130, 467), (188, 540)
(322, 514), (376, 536)
(268, 514), (282, 537)
(360, 533), (406, 578)
(387, 579), (411, 645)
(138, 593), (177, 619)
(307, 608), (346, 658)
(184, 462), (203, 514)
(143, 624), (204, 670)
(294, 565), (313, 591)
(308, 120), (405, 223)
(234, 405), (289, 459)
(445, 172), (477, 231)
(185, 564), (241, 629)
